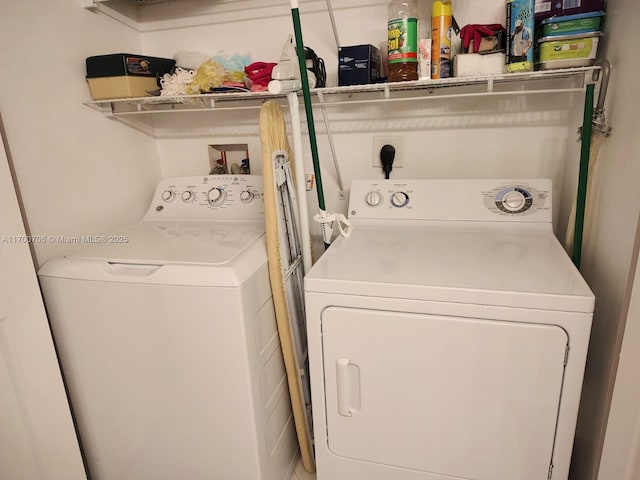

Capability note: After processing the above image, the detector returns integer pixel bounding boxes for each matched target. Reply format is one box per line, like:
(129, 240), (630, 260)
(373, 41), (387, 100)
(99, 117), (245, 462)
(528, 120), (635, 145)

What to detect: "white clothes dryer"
(304, 179), (594, 480)
(39, 175), (298, 480)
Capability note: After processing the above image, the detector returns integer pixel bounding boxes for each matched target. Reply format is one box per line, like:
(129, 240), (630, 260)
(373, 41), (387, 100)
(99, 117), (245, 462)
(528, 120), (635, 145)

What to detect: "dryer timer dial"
(391, 191), (410, 208)
(484, 185), (541, 215)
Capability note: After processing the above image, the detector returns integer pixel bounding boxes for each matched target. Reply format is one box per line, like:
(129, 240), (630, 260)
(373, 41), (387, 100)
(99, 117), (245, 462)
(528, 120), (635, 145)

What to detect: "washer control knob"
(365, 190), (382, 207)
(161, 190), (175, 202)
(239, 190), (254, 203)
(390, 191), (410, 208)
(207, 187), (226, 207)
(181, 190), (195, 203)
(503, 190), (526, 212)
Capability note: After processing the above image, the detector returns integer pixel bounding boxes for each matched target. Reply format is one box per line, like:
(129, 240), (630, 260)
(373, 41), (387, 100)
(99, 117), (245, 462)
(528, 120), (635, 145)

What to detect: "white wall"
(569, 0), (640, 477)
(144, 1), (582, 241)
(598, 220), (640, 479)
(0, 0), (163, 266)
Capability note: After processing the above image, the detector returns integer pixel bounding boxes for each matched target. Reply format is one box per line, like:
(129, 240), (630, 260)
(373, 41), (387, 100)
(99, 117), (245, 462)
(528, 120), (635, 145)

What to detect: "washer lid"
(65, 220), (265, 266)
(305, 225), (594, 313)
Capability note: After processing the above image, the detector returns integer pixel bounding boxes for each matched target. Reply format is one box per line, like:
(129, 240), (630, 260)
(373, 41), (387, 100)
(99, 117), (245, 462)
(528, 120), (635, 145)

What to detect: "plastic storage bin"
(539, 11), (604, 36)
(537, 32), (602, 69)
(85, 54), (175, 100)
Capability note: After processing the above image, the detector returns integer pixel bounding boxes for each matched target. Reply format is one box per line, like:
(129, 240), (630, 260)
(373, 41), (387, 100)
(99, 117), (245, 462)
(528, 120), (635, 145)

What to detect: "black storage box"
(338, 45), (383, 86)
(85, 53), (176, 100)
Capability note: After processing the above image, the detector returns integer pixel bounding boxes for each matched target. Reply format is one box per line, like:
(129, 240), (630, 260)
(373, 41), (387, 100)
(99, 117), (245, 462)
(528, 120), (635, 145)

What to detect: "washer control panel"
(349, 179), (552, 223)
(144, 175), (264, 221)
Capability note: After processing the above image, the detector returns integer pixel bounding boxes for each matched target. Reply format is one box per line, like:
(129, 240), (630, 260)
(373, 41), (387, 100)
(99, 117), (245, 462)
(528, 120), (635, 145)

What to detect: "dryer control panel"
(144, 175), (264, 221)
(348, 179), (552, 223)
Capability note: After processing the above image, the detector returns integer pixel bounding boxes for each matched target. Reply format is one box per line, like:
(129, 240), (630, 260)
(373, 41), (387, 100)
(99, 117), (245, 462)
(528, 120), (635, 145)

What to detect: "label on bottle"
(388, 18), (418, 64)
(431, 15), (452, 79)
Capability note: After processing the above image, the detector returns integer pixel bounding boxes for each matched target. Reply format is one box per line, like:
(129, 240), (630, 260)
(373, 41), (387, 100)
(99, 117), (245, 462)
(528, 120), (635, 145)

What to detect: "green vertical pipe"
(572, 83), (595, 268)
(290, 6), (329, 249)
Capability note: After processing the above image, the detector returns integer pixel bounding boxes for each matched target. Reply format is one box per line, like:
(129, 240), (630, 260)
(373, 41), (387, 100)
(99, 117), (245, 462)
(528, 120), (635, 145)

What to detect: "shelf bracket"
(487, 78), (494, 93)
(80, 0), (99, 9)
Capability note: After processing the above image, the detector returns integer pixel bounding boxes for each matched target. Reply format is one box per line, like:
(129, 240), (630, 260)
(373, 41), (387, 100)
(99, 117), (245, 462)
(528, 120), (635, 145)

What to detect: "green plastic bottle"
(387, 0), (419, 82)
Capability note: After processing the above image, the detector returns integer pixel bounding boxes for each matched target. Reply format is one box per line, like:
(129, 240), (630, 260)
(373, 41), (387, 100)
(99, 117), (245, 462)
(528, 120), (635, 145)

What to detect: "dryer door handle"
(336, 359), (352, 417)
(336, 358), (361, 417)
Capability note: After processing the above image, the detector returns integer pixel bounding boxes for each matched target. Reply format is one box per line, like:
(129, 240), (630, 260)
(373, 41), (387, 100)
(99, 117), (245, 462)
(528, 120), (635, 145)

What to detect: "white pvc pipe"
(325, 0), (340, 51)
(287, 92), (313, 273)
(268, 79), (302, 94)
(319, 105), (345, 193)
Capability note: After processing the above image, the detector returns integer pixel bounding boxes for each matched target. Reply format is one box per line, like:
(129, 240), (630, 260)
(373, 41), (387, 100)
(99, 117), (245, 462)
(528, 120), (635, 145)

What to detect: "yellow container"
(431, 0), (452, 79)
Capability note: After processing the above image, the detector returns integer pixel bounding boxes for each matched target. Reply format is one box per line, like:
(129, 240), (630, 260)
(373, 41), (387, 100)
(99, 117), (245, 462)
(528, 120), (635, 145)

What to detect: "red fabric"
(459, 24), (505, 52)
(244, 62), (277, 87)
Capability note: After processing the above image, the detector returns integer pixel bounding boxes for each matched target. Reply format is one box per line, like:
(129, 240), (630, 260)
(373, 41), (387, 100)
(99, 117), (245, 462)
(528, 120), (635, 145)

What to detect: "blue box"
(338, 45), (383, 86)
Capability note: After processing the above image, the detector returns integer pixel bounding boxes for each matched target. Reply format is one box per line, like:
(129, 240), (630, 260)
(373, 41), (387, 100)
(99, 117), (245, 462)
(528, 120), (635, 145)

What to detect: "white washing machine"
(304, 179), (594, 480)
(38, 175), (298, 480)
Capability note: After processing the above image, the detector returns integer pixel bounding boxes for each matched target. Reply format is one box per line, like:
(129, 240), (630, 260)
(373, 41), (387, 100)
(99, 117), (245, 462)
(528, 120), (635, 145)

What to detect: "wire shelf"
(84, 66), (600, 137)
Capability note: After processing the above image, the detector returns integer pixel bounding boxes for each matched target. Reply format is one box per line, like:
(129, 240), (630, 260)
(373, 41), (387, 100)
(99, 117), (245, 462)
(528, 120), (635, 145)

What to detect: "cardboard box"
(454, 53), (506, 77)
(418, 39), (432, 80)
(506, 0), (535, 73)
(85, 53), (175, 100)
(86, 76), (162, 100)
(338, 45), (383, 86)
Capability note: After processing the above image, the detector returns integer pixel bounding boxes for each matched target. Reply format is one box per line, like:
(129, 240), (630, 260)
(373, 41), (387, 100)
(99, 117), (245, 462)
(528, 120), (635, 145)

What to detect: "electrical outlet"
(305, 174), (315, 191)
(372, 136), (404, 168)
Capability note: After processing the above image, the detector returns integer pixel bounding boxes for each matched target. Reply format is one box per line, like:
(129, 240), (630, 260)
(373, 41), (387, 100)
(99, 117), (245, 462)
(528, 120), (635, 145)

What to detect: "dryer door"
(321, 307), (568, 480)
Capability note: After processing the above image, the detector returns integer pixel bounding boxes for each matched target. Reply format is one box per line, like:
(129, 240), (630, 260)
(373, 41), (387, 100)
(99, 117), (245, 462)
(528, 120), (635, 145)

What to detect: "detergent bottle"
(387, 0), (419, 82)
(431, 0), (452, 79)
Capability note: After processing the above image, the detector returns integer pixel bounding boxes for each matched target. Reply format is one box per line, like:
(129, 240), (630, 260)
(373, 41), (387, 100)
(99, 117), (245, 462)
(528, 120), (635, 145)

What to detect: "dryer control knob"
(181, 190), (195, 203)
(503, 190), (526, 212)
(390, 191), (410, 208)
(240, 190), (254, 203)
(207, 187), (227, 207)
(365, 190), (382, 207)
(161, 190), (175, 202)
